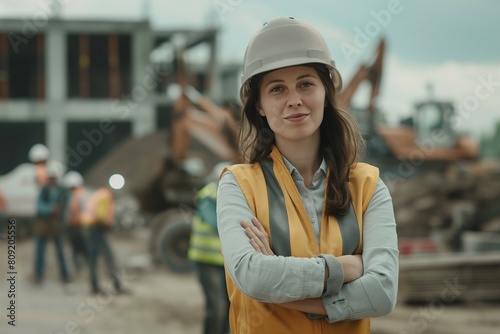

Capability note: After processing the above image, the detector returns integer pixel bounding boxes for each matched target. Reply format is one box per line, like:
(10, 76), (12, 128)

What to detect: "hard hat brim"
(240, 59), (342, 103)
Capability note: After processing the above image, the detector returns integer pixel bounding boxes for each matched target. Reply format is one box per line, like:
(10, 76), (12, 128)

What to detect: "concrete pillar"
(131, 22), (155, 137)
(45, 25), (66, 101)
(46, 108), (66, 166)
(45, 23), (67, 164)
(132, 104), (155, 137)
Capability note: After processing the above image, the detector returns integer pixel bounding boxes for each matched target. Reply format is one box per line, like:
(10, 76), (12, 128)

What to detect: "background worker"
(64, 171), (89, 273)
(82, 186), (126, 294)
(188, 162), (231, 334)
(33, 160), (70, 284)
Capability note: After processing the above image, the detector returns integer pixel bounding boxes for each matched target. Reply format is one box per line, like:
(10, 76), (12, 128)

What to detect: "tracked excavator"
(347, 40), (500, 303)
(340, 39), (478, 170)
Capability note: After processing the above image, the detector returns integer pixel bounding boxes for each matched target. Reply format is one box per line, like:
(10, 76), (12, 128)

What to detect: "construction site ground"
(1, 227), (499, 334)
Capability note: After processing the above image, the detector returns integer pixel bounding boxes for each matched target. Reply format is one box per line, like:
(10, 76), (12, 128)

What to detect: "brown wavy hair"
(240, 63), (365, 216)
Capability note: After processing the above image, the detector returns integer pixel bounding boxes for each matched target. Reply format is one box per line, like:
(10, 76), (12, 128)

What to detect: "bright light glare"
(109, 174), (125, 190)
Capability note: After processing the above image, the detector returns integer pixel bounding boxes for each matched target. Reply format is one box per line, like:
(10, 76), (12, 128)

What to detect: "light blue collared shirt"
(281, 155), (327, 244)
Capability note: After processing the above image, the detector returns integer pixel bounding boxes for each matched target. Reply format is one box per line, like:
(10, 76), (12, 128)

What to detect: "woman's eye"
(270, 86), (283, 93)
(300, 82), (313, 88)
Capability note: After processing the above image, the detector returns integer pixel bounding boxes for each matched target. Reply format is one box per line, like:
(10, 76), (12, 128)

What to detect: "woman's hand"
(241, 217), (275, 256)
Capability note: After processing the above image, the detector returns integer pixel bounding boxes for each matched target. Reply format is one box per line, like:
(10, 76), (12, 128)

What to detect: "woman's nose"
(287, 90), (303, 108)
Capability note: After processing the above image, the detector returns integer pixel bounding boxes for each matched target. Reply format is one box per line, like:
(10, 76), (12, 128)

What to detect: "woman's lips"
(285, 113), (308, 122)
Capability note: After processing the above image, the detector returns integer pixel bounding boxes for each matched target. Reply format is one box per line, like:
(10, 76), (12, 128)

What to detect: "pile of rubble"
(391, 168), (500, 242)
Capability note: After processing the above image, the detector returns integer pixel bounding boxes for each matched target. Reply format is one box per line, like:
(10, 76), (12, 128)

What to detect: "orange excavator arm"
(169, 44), (241, 164)
(339, 39), (386, 119)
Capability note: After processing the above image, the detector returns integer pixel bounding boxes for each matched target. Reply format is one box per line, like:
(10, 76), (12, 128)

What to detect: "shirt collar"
(281, 154), (327, 179)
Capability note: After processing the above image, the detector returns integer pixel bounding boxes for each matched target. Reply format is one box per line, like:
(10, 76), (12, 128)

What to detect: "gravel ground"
(1, 227), (499, 334)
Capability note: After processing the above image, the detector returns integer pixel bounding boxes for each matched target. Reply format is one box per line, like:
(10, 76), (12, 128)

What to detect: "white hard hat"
(64, 171), (84, 188)
(46, 160), (65, 179)
(182, 157), (206, 177)
(28, 144), (50, 163)
(240, 17), (342, 103)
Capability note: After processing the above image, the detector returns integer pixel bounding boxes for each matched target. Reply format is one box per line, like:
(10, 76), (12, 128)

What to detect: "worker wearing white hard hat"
(64, 171), (84, 189)
(63, 171), (89, 273)
(33, 160), (70, 284)
(217, 17), (398, 333)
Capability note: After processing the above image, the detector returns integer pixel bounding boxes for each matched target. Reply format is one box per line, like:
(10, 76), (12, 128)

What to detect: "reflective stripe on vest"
(188, 182), (224, 266)
(260, 159), (291, 256)
(197, 182), (217, 201)
(188, 215), (224, 265)
(80, 188), (114, 226)
(261, 158), (360, 256)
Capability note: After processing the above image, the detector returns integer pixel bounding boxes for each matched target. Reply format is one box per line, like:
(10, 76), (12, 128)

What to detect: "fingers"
(240, 219), (275, 256)
(243, 222), (266, 253)
(247, 229), (268, 254)
(250, 217), (274, 255)
(241, 219), (268, 241)
(251, 217), (267, 234)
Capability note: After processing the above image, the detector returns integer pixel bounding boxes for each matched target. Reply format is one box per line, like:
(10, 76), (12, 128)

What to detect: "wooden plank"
(108, 34), (120, 99)
(79, 34), (89, 98)
(399, 251), (500, 303)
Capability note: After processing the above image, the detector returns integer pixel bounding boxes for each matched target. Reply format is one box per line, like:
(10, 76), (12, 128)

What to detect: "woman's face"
(258, 65), (325, 145)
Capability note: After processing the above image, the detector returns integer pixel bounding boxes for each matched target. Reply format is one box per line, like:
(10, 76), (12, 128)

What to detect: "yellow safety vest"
(224, 146), (379, 334)
(188, 182), (224, 266)
(81, 188), (115, 226)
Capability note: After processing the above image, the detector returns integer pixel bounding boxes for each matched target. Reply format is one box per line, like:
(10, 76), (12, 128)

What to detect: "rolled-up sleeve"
(323, 179), (399, 322)
(217, 171), (327, 303)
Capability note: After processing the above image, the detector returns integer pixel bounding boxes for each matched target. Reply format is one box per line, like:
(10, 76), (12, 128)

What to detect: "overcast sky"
(1, 0), (499, 138)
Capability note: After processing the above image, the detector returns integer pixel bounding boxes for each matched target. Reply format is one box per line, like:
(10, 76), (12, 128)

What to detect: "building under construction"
(0, 17), (240, 175)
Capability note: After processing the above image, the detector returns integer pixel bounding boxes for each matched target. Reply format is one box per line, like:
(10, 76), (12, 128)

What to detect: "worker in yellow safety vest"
(188, 162), (231, 334)
(216, 17), (399, 334)
(81, 186), (126, 294)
